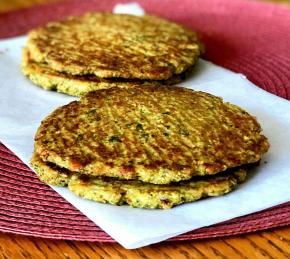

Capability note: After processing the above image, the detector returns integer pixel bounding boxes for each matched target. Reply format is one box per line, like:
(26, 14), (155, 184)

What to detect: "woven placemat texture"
(0, 0), (289, 242)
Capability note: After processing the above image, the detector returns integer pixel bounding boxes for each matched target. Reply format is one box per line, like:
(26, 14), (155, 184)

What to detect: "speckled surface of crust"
(21, 48), (192, 96)
(34, 86), (269, 184)
(26, 13), (202, 80)
(69, 169), (247, 209)
(30, 153), (247, 209)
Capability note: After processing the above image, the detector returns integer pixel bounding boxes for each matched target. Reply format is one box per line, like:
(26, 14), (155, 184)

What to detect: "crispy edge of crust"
(30, 153), (248, 209)
(30, 152), (71, 186)
(21, 48), (194, 96)
(68, 169), (247, 209)
(21, 48), (136, 96)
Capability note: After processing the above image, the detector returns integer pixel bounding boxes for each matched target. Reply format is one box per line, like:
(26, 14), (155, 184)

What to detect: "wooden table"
(0, 1), (289, 258)
(0, 228), (289, 258)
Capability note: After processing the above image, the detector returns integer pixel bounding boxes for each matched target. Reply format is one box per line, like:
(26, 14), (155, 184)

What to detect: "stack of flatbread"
(22, 13), (202, 96)
(30, 86), (269, 209)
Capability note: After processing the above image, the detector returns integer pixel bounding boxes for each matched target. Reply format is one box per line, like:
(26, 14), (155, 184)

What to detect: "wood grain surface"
(0, 0), (289, 258)
(0, 228), (289, 259)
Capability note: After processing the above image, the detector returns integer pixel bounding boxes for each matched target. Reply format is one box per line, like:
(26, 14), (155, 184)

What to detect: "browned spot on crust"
(205, 163), (226, 174)
(70, 159), (85, 171)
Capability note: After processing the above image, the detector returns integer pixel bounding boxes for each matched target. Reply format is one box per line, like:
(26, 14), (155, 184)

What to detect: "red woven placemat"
(0, 0), (289, 242)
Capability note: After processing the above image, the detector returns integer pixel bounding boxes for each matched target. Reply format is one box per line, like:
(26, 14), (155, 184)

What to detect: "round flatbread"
(34, 86), (269, 184)
(26, 13), (202, 80)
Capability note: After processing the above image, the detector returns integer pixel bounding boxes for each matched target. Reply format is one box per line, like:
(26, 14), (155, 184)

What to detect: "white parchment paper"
(0, 35), (290, 249)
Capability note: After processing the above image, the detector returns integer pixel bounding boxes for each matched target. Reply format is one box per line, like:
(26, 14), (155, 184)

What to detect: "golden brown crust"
(26, 13), (201, 80)
(34, 86), (269, 184)
(21, 48), (192, 96)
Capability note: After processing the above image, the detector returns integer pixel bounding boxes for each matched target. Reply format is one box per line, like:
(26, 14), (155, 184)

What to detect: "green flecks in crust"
(86, 109), (97, 116)
(108, 135), (122, 143)
(33, 164), (40, 171)
(76, 134), (84, 142)
(136, 123), (144, 131)
(125, 123), (133, 128)
(179, 128), (190, 136)
(50, 84), (57, 91)
(140, 133), (149, 141)
(136, 123), (150, 141)
(85, 109), (101, 121)
(162, 111), (171, 115)
(41, 139), (51, 144)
